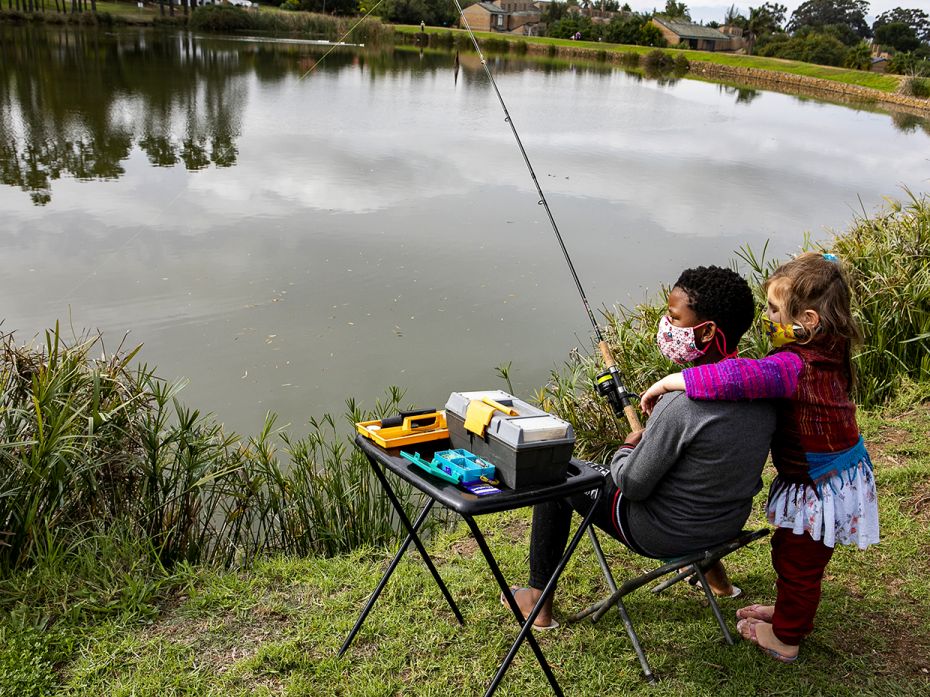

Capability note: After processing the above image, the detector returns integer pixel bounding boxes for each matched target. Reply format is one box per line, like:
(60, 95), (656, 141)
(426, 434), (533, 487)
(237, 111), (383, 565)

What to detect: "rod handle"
(597, 340), (616, 369)
(623, 405), (643, 433)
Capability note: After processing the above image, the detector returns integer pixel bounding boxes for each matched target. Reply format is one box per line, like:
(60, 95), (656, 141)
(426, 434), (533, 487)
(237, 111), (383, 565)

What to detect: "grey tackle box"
(444, 390), (575, 489)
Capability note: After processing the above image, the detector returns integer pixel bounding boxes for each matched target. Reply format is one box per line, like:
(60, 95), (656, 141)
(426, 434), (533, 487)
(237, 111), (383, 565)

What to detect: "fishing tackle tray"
(444, 390), (575, 490)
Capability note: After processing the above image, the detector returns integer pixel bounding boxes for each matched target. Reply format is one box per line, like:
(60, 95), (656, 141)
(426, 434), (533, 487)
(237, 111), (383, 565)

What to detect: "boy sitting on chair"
(508, 265), (775, 629)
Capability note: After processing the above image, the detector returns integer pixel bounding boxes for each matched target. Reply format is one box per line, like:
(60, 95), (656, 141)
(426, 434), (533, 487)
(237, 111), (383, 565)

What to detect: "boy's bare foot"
(736, 618), (799, 663)
(736, 604), (775, 622)
(500, 586), (558, 629)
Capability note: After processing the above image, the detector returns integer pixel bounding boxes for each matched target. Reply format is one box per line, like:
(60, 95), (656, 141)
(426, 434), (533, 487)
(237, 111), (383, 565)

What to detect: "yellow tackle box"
(355, 410), (449, 449)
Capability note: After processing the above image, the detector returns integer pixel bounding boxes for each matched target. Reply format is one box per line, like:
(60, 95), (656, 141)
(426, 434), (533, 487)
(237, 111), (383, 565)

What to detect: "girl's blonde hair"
(764, 252), (863, 347)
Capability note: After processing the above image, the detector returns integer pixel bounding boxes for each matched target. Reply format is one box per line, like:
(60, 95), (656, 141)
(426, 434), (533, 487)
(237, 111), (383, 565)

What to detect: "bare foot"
(504, 587), (556, 629)
(737, 618), (799, 662)
(736, 604), (775, 622)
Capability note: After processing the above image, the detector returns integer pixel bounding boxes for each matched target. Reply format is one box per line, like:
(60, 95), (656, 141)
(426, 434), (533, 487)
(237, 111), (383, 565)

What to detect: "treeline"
(728, 1), (930, 76)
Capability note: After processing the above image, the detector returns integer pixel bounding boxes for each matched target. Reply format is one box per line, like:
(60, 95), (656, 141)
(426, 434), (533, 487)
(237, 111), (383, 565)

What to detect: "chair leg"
(615, 597), (657, 683)
(588, 527), (618, 594)
(691, 564), (735, 645)
(586, 529), (658, 682)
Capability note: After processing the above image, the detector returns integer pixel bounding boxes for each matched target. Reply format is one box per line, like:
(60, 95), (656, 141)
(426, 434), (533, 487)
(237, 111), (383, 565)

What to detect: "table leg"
(338, 497), (437, 657)
(368, 456), (465, 624)
(480, 485), (605, 697)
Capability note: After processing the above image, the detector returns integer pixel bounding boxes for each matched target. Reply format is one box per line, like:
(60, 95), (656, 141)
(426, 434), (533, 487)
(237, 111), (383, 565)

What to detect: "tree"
(875, 22), (922, 53)
(787, 0), (870, 40)
(724, 4), (744, 26)
(660, 0), (689, 20)
(844, 41), (871, 69)
(745, 3), (786, 54)
(603, 12), (649, 44)
(873, 7), (930, 43)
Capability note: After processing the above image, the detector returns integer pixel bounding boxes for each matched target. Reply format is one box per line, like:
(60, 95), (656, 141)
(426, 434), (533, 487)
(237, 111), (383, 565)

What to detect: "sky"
(622, 1), (927, 24)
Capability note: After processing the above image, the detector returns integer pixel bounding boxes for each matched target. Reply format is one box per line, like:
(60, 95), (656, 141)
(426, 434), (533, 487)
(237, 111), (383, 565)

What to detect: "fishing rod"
(449, 2), (643, 433)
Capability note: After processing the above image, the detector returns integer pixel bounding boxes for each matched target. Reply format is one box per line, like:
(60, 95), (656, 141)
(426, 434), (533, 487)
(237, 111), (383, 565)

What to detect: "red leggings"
(770, 528), (835, 646)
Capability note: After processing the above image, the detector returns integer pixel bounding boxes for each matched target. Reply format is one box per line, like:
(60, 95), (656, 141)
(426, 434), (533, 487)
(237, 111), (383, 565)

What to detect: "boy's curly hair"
(674, 265), (755, 355)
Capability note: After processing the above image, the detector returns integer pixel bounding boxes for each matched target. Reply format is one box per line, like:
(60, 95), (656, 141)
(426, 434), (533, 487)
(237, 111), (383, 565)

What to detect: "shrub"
(642, 48), (675, 73)
(0, 327), (427, 574)
(542, 193), (930, 457)
(674, 53), (690, 72)
(898, 76), (930, 98)
(189, 5), (255, 32)
(281, 0), (301, 10)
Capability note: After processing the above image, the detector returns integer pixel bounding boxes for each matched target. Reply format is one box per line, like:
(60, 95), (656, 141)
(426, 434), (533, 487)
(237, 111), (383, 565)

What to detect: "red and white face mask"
(656, 315), (710, 365)
(656, 316), (735, 365)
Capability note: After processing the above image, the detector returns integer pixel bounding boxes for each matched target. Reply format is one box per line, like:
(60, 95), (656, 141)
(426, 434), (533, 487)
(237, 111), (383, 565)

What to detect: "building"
(460, 1), (543, 36)
(651, 17), (742, 52)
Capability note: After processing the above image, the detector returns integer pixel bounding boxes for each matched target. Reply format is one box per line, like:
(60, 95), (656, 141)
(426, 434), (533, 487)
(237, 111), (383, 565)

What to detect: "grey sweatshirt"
(610, 390), (775, 558)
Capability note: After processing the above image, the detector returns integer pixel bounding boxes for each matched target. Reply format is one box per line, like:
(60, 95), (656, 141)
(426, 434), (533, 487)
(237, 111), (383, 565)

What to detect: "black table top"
(355, 435), (606, 516)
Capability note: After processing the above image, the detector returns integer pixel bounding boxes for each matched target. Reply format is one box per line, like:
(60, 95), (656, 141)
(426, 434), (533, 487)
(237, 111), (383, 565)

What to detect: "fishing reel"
(594, 367), (638, 421)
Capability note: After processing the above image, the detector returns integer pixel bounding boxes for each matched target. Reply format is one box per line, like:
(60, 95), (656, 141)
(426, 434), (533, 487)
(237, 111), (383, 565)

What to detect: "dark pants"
(770, 527), (835, 646)
(528, 477), (630, 590)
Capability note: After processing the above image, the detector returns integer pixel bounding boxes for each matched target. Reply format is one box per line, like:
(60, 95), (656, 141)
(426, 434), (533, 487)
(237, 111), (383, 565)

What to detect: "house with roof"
(651, 17), (744, 52)
(460, 1), (543, 36)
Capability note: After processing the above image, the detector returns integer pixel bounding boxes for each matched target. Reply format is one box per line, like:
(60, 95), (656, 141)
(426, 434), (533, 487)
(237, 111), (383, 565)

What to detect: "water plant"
(0, 327), (423, 575)
(542, 193), (930, 458)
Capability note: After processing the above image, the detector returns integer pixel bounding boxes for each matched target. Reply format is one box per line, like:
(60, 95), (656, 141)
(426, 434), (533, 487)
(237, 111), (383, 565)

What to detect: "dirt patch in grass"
(144, 596), (296, 674)
(906, 479), (930, 523)
(498, 516), (530, 544)
(833, 607), (930, 679)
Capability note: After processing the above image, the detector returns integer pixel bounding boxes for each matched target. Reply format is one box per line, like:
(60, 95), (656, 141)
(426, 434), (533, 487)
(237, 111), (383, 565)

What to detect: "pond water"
(2, 26), (929, 435)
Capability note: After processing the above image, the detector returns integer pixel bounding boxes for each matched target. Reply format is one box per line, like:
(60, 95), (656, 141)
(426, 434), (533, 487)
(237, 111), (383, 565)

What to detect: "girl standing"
(640, 252), (880, 662)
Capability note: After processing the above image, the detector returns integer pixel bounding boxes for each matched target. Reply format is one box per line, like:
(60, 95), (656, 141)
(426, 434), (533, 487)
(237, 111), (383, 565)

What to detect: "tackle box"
(355, 410), (449, 449)
(444, 390), (575, 489)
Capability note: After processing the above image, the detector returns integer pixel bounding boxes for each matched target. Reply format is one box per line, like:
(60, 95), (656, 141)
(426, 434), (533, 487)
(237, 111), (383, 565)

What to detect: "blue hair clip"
(822, 253), (839, 263)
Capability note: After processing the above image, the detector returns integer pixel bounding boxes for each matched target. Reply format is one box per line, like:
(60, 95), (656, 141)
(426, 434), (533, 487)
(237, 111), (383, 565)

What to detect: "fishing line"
(297, 0), (385, 82)
(449, 2), (643, 431)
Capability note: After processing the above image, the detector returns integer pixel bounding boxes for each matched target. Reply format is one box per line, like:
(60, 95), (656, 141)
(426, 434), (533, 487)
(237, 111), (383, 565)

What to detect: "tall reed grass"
(541, 193), (930, 458)
(188, 6), (391, 44)
(0, 327), (421, 576)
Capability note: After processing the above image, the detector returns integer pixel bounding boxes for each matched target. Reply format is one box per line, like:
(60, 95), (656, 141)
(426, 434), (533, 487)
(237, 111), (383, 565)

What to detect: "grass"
(397, 25), (904, 93)
(1, 401), (926, 695)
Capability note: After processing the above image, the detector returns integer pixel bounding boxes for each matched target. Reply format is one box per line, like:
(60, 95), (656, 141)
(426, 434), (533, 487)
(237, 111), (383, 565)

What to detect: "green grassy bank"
(2, 403), (928, 695)
(1, 6), (909, 96)
(1, 193), (928, 694)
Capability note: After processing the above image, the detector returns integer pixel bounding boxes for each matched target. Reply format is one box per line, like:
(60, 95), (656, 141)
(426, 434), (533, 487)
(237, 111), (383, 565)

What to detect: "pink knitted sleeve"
(682, 352), (803, 401)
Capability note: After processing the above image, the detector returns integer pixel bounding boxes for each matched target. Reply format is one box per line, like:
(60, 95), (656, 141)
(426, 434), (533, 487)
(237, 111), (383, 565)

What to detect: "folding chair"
(568, 527), (770, 683)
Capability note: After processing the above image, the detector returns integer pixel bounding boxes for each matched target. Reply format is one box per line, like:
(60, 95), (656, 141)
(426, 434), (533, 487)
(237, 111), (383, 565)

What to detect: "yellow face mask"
(760, 316), (803, 347)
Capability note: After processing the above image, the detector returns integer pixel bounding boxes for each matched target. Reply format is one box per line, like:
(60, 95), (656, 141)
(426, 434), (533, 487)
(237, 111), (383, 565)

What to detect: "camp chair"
(568, 527), (770, 683)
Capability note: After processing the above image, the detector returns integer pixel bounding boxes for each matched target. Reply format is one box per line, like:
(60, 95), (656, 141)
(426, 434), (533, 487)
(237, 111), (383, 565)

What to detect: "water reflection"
(2, 25), (929, 434)
(3, 26), (927, 207)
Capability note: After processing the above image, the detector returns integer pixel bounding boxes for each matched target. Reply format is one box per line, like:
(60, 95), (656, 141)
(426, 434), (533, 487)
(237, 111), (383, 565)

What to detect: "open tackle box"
(444, 390), (575, 489)
(355, 409), (449, 449)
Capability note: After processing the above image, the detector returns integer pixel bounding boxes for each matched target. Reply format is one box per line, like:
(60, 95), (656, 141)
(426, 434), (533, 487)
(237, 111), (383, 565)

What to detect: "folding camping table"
(340, 435), (605, 697)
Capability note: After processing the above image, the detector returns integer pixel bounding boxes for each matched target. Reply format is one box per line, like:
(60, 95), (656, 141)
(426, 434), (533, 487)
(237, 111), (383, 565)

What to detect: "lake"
(2, 25), (928, 435)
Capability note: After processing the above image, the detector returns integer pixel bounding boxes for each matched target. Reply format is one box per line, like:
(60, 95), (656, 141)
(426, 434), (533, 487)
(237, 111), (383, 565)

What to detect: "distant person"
(505, 266), (775, 629)
(642, 252), (880, 662)
(420, 20), (426, 33)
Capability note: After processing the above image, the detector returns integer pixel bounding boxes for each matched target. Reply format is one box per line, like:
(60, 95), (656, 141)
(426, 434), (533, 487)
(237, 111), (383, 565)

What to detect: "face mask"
(657, 315), (711, 365)
(761, 316), (804, 347)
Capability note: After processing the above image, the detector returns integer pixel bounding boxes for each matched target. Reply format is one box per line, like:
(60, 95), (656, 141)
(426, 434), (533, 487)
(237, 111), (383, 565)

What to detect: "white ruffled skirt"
(766, 459), (880, 550)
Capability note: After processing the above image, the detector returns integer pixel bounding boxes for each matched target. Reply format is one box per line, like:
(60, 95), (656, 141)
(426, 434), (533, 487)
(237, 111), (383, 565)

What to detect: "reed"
(542, 194), (930, 457)
(0, 328), (422, 576)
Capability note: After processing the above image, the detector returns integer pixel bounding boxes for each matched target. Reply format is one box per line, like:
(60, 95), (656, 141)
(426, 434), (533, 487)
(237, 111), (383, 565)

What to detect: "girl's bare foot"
(736, 618), (799, 663)
(736, 604), (775, 622)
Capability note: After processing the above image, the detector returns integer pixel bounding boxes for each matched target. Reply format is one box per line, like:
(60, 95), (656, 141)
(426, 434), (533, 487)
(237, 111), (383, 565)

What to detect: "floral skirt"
(767, 459), (880, 550)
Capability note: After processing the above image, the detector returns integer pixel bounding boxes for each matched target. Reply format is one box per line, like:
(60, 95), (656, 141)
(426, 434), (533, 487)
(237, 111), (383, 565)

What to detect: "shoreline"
(2, 9), (928, 116)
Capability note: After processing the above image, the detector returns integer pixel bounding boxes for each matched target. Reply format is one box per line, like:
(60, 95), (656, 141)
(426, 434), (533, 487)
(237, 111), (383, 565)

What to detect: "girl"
(640, 252), (879, 663)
